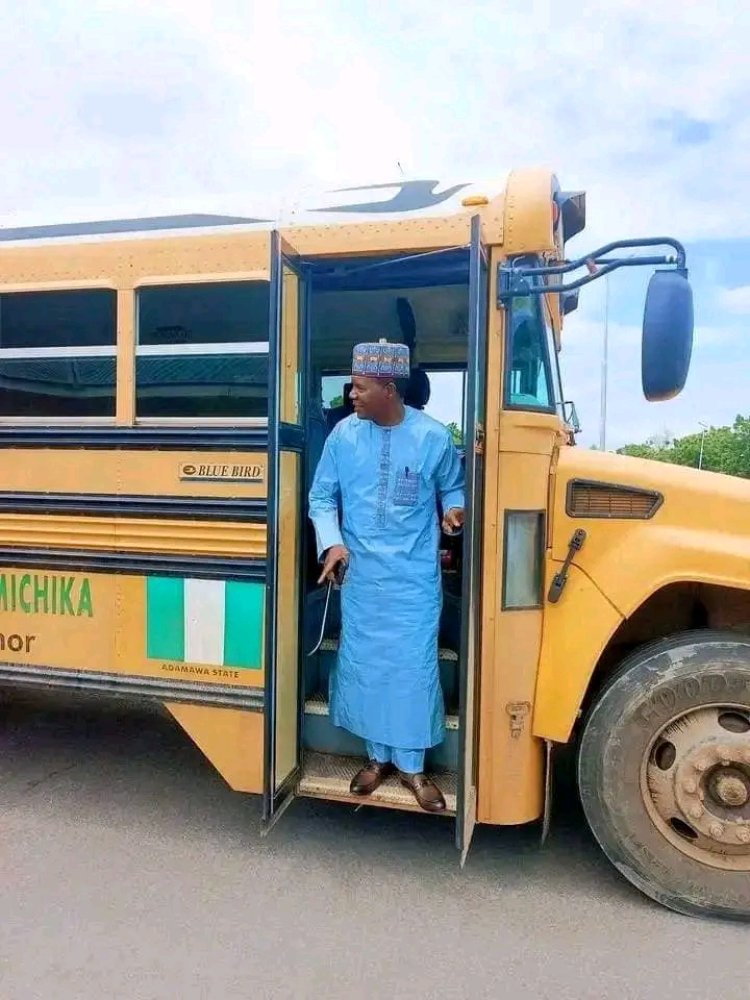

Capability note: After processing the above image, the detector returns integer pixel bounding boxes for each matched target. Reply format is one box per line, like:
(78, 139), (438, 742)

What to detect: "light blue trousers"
(366, 740), (425, 774)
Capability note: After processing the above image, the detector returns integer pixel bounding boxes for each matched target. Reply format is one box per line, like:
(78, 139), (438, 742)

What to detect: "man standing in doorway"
(308, 339), (465, 812)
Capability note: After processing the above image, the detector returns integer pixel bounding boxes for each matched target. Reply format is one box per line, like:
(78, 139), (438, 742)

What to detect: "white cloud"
(0, 0), (421, 223)
(717, 286), (750, 315)
(3, 0), (750, 238)
(561, 310), (749, 450)
(2, 0), (749, 443)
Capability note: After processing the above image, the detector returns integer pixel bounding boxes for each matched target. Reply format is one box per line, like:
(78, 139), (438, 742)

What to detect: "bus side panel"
(0, 566), (117, 674)
(0, 448), (268, 499)
(0, 442), (270, 689)
(0, 569), (266, 690)
(119, 573), (267, 687)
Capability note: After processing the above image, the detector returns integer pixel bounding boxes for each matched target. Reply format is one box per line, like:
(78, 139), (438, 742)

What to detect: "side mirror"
(642, 269), (694, 401)
(562, 400), (581, 434)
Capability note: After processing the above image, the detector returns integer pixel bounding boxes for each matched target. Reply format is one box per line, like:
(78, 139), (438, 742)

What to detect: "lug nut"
(737, 827), (750, 845)
(683, 778), (698, 794)
(709, 822), (724, 839)
(690, 805), (703, 819)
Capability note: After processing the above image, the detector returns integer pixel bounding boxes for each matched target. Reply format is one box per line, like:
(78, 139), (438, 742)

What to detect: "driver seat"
(404, 367), (431, 410)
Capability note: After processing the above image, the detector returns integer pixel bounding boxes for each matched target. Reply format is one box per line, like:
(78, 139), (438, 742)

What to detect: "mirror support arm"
(497, 237), (687, 304)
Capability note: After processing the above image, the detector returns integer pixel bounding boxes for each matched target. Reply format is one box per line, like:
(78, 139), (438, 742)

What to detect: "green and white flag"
(146, 577), (264, 669)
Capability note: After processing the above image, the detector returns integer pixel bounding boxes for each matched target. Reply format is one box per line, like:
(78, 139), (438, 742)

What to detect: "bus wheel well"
(581, 582), (750, 718)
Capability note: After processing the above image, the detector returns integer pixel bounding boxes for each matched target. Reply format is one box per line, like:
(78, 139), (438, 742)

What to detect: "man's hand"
(318, 544), (350, 585)
(442, 507), (464, 535)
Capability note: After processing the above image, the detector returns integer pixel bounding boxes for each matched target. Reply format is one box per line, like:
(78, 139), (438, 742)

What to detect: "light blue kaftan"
(308, 406), (465, 757)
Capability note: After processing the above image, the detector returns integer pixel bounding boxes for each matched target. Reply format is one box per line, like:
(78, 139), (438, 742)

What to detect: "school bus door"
(263, 232), (305, 825)
(457, 216), (488, 862)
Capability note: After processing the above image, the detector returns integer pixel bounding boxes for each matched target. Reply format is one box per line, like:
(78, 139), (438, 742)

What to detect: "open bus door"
(457, 216), (488, 864)
(263, 231), (306, 829)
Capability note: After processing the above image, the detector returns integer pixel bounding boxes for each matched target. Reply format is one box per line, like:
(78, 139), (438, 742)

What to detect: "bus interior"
(298, 247), (474, 810)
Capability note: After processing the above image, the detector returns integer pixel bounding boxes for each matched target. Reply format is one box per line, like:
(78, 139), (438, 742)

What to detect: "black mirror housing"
(642, 269), (694, 402)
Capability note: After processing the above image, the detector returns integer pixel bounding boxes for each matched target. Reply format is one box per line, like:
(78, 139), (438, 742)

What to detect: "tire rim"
(641, 703), (750, 872)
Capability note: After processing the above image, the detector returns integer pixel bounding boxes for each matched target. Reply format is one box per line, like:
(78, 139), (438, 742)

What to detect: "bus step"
(308, 639), (460, 710)
(298, 751), (457, 816)
(303, 694), (459, 771)
(318, 637), (458, 660)
(305, 692), (459, 729)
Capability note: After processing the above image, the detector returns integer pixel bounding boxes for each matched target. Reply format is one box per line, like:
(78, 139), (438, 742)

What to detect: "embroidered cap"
(351, 338), (410, 379)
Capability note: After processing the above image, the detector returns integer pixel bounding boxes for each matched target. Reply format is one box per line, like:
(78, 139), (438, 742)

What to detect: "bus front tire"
(577, 631), (750, 920)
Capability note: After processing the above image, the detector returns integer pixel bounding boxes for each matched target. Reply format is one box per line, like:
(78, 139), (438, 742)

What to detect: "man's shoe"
(350, 760), (395, 795)
(399, 772), (447, 813)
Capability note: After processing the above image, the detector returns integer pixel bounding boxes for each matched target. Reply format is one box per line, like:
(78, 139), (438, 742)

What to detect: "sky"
(1, 0), (749, 448)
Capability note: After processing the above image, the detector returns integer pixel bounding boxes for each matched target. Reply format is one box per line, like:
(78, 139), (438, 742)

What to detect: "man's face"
(350, 375), (393, 421)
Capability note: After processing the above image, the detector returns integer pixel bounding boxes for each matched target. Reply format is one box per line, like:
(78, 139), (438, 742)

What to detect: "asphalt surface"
(1, 691), (748, 1000)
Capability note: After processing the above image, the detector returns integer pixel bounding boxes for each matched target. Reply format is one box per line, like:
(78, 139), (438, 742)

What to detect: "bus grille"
(566, 479), (663, 519)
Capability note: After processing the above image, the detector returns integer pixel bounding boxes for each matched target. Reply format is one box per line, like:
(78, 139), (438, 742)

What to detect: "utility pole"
(698, 421), (708, 470)
(599, 276), (609, 451)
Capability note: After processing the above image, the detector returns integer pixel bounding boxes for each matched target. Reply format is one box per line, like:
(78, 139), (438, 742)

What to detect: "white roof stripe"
(0, 179), (501, 247)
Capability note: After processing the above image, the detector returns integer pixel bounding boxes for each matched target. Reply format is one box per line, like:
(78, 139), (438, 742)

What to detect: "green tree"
(446, 421), (463, 447)
(618, 416), (750, 478)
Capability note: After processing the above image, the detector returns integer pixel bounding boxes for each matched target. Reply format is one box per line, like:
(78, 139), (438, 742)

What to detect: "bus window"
(0, 288), (116, 419)
(135, 280), (269, 420)
(320, 369), (466, 445)
(423, 369), (465, 446)
(504, 294), (556, 412)
(321, 374), (350, 410)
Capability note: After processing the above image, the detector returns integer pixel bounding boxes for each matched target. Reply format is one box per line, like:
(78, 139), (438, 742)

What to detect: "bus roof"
(0, 178), (499, 247)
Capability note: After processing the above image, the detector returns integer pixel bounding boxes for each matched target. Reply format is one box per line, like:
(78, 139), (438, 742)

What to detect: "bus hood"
(551, 446), (750, 617)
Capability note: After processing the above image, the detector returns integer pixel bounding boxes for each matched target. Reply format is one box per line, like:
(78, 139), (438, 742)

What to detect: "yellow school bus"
(1, 169), (748, 920)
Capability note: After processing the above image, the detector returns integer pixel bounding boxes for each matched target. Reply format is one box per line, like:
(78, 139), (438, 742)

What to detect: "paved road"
(1, 692), (748, 1000)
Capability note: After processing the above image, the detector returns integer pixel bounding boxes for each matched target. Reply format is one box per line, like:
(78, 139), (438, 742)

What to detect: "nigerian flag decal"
(146, 577), (264, 669)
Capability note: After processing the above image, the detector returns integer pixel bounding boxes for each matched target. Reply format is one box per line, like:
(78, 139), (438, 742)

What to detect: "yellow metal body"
(534, 446), (750, 743)
(2, 167), (748, 827)
(166, 703), (264, 793)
